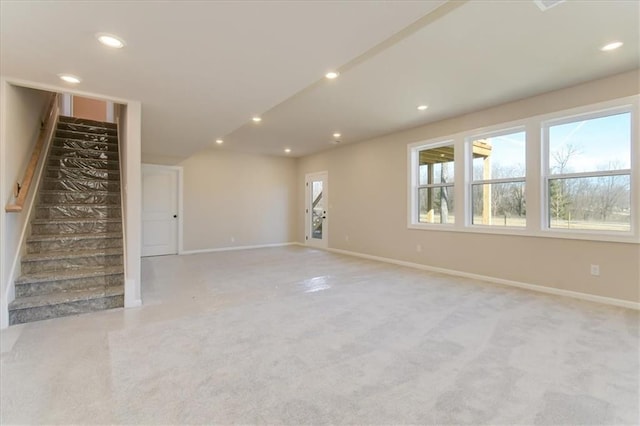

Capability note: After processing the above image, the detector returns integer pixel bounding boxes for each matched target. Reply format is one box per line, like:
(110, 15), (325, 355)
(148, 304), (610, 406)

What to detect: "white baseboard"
(125, 298), (142, 308)
(326, 247), (640, 311)
(180, 242), (297, 255)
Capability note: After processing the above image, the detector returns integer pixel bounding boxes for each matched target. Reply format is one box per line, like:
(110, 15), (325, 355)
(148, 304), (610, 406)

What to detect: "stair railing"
(5, 93), (59, 213)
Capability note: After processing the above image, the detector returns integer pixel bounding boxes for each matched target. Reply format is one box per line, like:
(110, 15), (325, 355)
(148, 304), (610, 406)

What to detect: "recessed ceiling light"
(325, 71), (339, 79)
(417, 105), (428, 111)
(284, 148), (291, 154)
(252, 116), (262, 123)
(96, 33), (125, 49)
(333, 132), (341, 138)
(58, 74), (81, 84)
(601, 41), (623, 51)
(215, 139), (224, 145)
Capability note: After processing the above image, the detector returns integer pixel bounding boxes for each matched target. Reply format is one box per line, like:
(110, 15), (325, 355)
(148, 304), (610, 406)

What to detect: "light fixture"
(215, 139), (224, 145)
(325, 71), (339, 79)
(333, 132), (341, 138)
(58, 74), (81, 84)
(252, 116), (262, 123)
(601, 41), (623, 51)
(284, 148), (291, 154)
(96, 33), (125, 49)
(417, 105), (428, 111)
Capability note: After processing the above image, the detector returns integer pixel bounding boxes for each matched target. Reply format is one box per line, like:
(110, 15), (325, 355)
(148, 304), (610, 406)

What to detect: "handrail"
(5, 93), (59, 213)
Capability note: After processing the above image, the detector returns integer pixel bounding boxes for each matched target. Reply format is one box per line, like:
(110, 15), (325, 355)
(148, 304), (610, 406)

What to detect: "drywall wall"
(179, 149), (297, 251)
(297, 70), (640, 303)
(0, 83), (50, 328)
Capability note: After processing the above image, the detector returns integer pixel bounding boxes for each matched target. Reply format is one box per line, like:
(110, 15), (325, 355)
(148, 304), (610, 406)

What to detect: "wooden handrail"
(5, 93), (59, 213)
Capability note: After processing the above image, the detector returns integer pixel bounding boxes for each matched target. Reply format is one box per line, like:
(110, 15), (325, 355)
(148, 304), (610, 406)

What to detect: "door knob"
(173, 214), (177, 218)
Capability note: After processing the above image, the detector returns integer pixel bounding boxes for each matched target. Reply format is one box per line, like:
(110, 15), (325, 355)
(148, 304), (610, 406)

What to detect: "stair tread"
(16, 265), (124, 284)
(52, 146), (119, 155)
(59, 116), (117, 129)
(27, 232), (122, 242)
(49, 155), (120, 164)
(9, 286), (124, 310)
(54, 138), (118, 148)
(56, 128), (117, 138)
(47, 165), (120, 173)
(37, 203), (121, 208)
(22, 247), (123, 262)
(33, 217), (122, 223)
(41, 190), (118, 195)
(57, 122), (117, 132)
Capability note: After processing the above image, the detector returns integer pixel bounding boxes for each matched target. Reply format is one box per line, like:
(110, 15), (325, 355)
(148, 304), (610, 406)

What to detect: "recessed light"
(601, 41), (623, 51)
(333, 132), (341, 138)
(215, 139), (224, 145)
(417, 105), (428, 111)
(284, 148), (291, 154)
(252, 117), (262, 123)
(325, 71), (339, 79)
(58, 74), (81, 84)
(96, 33), (125, 49)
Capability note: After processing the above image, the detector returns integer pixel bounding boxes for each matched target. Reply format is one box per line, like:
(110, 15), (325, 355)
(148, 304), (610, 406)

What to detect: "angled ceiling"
(1, 1), (638, 160)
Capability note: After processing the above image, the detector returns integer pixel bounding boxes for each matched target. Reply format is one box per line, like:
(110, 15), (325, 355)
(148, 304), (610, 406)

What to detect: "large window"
(544, 110), (632, 232)
(469, 130), (526, 227)
(408, 96), (637, 243)
(417, 144), (455, 224)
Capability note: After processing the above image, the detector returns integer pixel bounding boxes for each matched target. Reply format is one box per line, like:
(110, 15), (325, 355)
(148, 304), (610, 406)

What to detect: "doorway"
(305, 171), (328, 248)
(142, 164), (182, 256)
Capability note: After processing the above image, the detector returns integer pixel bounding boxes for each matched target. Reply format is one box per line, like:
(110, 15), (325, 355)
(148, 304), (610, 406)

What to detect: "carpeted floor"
(1, 246), (638, 424)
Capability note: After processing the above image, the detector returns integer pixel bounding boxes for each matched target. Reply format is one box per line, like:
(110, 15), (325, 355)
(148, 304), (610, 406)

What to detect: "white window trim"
(407, 95), (639, 244)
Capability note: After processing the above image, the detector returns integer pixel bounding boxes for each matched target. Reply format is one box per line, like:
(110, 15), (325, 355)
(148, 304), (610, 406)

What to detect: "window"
(469, 130), (526, 227)
(417, 143), (455, 224)
(408, 96), (637, 242)
(544, 111), (632, 232)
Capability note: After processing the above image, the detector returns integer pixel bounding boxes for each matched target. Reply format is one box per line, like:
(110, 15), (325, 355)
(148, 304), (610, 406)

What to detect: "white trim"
(181, 242), (297, 255)
(325, 247), (639, 310)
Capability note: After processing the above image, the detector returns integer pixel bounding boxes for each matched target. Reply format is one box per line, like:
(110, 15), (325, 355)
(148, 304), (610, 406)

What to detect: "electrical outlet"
(230, 236), (235, 243)
(590, 264), (600, 276)
(345, 235), (350, 242)
(416, 244), (422, 253)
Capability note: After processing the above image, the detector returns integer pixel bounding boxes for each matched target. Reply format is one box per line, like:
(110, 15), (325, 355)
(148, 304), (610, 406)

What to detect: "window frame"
(407, 95), (639, 244)
(466, 126), (527, 229)
(541, 105), (635, 236)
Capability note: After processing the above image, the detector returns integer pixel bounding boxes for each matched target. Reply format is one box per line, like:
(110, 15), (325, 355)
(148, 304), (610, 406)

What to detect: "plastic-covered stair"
(8, 116), (124, 325)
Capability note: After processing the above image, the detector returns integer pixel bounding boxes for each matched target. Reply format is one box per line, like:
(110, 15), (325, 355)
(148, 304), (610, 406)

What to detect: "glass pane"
(472, 182), (526, 227)
(548, 175), (631, 231)
(418, 186), (455, 224)
(471, 131), (525, 181)
(418, 145), (455, 185)
(311, 180), (323, 239)
(549, 112), (631, 174)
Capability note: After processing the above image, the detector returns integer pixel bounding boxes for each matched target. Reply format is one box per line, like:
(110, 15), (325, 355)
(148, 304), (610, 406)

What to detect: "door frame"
(141, 163), (184, 255)
(305, 171), (329, 248)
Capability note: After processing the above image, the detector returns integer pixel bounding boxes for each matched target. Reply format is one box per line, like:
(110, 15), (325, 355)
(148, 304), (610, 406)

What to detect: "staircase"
(8, 116), (125, 325)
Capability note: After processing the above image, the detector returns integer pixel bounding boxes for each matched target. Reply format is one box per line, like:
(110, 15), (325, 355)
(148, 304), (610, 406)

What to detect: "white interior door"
(142, 165), (179, 256)
(305, 171), (328, 248)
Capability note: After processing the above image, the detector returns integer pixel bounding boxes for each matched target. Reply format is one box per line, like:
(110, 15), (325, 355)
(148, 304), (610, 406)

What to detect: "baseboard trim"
(326, 247), (640, 310)
(180, 242), (297, 255)
(125, 298), (142, 308)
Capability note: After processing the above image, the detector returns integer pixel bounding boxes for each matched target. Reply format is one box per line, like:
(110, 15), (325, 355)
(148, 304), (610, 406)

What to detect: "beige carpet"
(2, 246), (639, 424)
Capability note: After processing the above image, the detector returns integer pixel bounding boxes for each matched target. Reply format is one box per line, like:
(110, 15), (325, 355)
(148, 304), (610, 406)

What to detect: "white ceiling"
(1, 1), (638, 160)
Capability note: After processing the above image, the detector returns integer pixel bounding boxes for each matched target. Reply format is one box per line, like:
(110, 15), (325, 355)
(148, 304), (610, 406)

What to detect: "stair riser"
(40, 192), (121, 204)
(27, 237), (123, 254)
(22, 254), (123, 274)
(45, 168), (120, 181)
(50, 147), (119, 161)
(42, 180), (120, 192)
(32, 221), (122, 235)
(55, 130), (117, 143)
(56, 123), (118, 136)
(53, 138), (118, 152)
(16, 275), (124, 298)
(36, 206), (122, 219)
(48, 157), (120, 170)
(9, 294), (124, 325)
(58, 116), (117, 130)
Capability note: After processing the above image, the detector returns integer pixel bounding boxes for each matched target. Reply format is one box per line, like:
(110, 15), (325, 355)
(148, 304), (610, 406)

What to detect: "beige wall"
(0, 83), (50, 327)
(72, 96), (107, 122)
(297, 70), (640, 303)
(180, 149), (297, 251)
